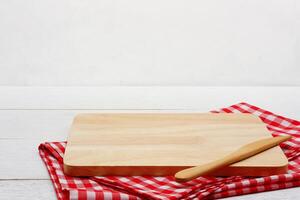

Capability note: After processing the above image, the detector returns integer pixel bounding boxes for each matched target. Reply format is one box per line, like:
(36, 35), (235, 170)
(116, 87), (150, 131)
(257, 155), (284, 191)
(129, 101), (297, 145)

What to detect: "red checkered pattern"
(39, 102), (300, 199)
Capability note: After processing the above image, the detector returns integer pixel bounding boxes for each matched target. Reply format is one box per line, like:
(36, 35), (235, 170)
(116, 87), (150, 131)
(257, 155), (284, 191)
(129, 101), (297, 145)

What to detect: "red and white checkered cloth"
(39, 102), (300, 200)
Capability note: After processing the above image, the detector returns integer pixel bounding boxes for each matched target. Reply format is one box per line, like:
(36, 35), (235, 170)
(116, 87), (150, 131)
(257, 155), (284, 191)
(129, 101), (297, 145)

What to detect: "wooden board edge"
(63, 161), (289, 177)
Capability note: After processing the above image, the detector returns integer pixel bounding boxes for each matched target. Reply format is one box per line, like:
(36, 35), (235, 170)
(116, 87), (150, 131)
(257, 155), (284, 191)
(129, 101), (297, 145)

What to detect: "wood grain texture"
(63, 113), (288, 176)
(0, 140), (50, 179)
(1, 180), (298, 200)
(175, 136), (291, 182)
(0, 180), (56, 200)
(0, 87), (300, 121)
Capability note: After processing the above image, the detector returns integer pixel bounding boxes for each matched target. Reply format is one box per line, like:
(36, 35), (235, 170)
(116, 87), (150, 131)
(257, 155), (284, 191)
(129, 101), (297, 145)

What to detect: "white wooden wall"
(0, 0), (299, 86)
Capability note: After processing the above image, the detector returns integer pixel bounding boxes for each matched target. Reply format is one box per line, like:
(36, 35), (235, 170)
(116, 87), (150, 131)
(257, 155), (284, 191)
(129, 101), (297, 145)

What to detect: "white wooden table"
(1, 86), (299, 199)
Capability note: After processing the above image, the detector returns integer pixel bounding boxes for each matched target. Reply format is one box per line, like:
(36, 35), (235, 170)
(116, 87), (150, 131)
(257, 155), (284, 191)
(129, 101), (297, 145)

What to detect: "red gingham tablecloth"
(39, 102), (300, 200)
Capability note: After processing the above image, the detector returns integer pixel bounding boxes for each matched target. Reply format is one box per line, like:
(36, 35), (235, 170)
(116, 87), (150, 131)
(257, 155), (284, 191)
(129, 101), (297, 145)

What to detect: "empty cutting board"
(63, 113), (288, 177)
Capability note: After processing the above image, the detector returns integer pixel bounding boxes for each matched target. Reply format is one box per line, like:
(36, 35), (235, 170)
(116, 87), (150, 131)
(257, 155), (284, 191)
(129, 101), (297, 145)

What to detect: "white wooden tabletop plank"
(227, 187), (300, 200)
(0, 110), (72, 140)
(0, 180), (56, 200)
(0, 179), (298, 200)
(0, 180), (299, 200)
(0, 140), (50, 179)
(0, 86), (299, 120)
(0, 109), (227, 140)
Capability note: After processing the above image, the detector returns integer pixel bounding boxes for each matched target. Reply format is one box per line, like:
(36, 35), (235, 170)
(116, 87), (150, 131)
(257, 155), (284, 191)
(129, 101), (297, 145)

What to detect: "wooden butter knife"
(175, 135), (292, 182)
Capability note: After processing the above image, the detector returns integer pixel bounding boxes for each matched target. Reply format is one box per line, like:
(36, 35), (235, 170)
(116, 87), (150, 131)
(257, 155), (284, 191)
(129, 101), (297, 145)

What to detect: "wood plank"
(0, 110), (72, 140)
(0, 110), (210, 140)
(0, 140), (50, 179)
(0, 180), (56, 200)
(64, 113), (287, 177)
(228, 187), (300, 200)
(0, 87), (299, 120)
(0, 179), (299, 200)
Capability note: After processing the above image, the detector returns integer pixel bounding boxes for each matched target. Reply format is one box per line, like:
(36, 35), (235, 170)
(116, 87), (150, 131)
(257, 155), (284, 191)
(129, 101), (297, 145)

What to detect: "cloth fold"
(39, 102), (300, 199)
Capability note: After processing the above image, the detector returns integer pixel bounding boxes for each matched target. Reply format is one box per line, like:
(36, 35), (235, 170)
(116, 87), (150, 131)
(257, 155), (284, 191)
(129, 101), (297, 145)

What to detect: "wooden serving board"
(63, 113), (288, 177)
